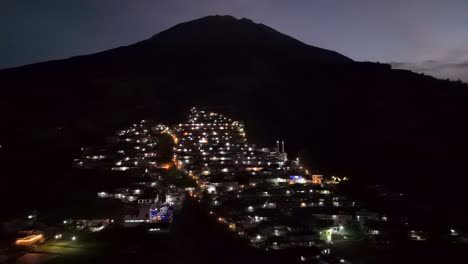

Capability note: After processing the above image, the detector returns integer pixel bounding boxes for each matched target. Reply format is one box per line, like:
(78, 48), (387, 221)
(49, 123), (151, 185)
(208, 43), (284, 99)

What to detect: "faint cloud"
(391, 60), (468, 83)
(392, 44), (468, 83)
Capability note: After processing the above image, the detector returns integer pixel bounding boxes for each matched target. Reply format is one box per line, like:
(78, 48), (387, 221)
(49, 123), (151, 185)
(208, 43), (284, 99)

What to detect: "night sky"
(1, 0), (467, 81)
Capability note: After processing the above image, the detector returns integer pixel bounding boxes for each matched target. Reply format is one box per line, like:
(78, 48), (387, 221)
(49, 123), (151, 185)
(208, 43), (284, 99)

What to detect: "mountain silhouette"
(0, 15), (467, 213)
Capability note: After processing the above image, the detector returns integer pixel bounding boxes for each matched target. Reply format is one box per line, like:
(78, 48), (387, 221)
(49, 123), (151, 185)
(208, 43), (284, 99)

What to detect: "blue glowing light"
(289, 175), (303, 179)
(150, 209), (157, 218)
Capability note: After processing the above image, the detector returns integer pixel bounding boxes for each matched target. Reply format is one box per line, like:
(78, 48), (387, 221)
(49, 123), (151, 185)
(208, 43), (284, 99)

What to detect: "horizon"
(1, 1), (467, 82)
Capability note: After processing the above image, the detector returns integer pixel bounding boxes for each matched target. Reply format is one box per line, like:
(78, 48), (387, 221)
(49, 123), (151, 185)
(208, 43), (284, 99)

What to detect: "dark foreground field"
(39, 198), (301, 264)
(16, 198), (465, 264)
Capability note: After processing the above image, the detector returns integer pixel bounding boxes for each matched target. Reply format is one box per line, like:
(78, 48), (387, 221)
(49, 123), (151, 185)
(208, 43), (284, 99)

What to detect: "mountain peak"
(194, 15), (254, 23)
(142, 15), (353, 64)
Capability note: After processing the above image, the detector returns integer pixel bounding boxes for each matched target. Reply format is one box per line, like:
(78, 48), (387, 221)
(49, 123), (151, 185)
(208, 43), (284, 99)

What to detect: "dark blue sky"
(1, 0), (467, 81)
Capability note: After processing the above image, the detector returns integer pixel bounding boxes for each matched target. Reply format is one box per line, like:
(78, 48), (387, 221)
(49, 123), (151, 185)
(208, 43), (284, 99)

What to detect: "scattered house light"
(450, 229), (458, 235)
(98, 192), (108, 198)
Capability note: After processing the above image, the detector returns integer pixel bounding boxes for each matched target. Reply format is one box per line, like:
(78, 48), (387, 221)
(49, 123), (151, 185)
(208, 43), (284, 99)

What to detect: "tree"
(344, 220), (364, 239)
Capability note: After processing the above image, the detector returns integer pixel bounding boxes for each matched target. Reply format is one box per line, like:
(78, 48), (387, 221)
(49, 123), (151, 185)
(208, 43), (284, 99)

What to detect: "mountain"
(0, 15), (467, 212)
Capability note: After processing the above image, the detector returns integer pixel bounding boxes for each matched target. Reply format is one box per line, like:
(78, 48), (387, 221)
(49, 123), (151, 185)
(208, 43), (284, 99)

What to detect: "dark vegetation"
(160, 166), (197, 189)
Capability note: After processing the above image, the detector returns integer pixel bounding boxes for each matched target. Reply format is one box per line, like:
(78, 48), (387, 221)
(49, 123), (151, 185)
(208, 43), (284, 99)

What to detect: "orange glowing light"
(312, 175), (323, 184)
(15, 234), (44, 246)
(161, 162), (172, 169)
(245, 167), (263, 172)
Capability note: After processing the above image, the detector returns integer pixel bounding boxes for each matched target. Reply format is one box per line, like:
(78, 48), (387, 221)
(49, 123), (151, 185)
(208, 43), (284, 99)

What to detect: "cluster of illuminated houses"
(173, 107), (288, 178)
(72, 120), (185, 233)
(73, 120), (166, 173)
(171, 108), (400, 254)
(11, 107), (456, 257)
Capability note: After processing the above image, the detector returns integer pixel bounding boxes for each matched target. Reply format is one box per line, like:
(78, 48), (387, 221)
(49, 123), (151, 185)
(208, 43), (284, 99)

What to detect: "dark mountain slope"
(0, 15), (467, 212)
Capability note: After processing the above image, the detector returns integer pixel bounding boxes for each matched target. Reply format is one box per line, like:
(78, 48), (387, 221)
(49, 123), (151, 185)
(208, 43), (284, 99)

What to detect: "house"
(88, 219), (110, 232)
(165, 190), (185, 205)
(97, 191), (111, 198)
(149, 205), (174, 223)
(312, 214), (353, 225)
(123, 206), (151, 227)
(210, 181), (239, 192)
(133, 179), (157, 188)
(364, 220), (401, 236)
(125, 195), (138, 202)
(137, 193), (159, 205)
(356, 209), (382, 222)
(75, 220), (88, 230)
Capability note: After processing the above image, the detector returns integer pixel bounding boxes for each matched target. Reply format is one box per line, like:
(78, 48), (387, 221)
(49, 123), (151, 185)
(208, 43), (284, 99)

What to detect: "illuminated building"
(289, 175), (306, 184)
(124, 204), (173, 227)
(149, 205), (173, 223)
(312, 175), (323, 184)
